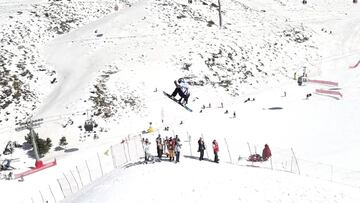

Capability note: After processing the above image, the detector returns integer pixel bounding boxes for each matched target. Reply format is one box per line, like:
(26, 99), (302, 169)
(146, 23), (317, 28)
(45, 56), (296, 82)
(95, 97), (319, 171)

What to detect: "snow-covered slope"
(0, 0), (360, 202)
(65, 157), (360, 203)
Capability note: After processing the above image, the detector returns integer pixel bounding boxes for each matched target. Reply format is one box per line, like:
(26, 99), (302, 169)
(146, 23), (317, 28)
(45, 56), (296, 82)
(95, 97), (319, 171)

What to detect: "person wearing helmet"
(170, 78), (190, 105)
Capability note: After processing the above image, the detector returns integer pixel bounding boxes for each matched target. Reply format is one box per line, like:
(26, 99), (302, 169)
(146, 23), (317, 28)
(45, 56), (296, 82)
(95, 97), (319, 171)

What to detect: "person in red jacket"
(168, 137), (176, 161)
(212, 140), (219, 163)
(262, 144), (272, 161)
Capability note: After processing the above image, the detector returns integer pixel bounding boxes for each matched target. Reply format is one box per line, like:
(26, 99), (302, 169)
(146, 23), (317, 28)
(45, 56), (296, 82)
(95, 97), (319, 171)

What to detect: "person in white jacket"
(143, 138), (151, 161)
(175, 138), (182, 163)
(170, 78), (190, 105)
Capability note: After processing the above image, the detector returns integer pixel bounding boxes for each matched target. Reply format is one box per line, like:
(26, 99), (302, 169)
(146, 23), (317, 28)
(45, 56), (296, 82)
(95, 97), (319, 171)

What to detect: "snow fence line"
(20, 135), (144, 203)
(22, 132), (360, 202)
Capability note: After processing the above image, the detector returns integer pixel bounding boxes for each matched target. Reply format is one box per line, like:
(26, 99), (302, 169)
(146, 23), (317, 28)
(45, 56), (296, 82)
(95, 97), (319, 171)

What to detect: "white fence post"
(291, 148), (300, 175)
(133, 136), (139, 158)
(70, 170), (80, 191)
(126, 138), (131, 161)
(247, 142), (253, 165)
(39, 190), (45, 203)
(110, 146), (117, 168)
(187, 132), (192, 156)
(97, 152), (104, 176)
(247, 142), (252, 155)
(57, 179), (66, 198)
(85, 160), (93, 182)
(49, 185), (57, 203)
(63, 173), (73, 194)
(122, 143), (129, 162)
(224, 138), (232, 163)
(76, 165), (84, 187)
(331, 165), (333, 182)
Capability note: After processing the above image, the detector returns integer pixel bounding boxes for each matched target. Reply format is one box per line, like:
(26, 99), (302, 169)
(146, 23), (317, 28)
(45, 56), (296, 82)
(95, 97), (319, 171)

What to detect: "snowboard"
(163, 91), (193, 112)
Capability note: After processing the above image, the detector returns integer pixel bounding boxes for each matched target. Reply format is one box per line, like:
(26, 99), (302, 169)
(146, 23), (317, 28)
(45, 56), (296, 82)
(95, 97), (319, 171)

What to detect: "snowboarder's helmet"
(178, 78), (184, 83)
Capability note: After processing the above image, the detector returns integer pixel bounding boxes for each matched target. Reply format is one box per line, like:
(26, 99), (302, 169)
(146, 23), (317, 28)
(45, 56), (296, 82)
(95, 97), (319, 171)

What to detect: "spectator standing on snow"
(156, 134), (163, 158)
(163, 136), (169, 157)
(262, 144), (272, 161)
(198, 137), (206, 161)
(143, 138), (151, 161)
(168, 137), (175, 161)
(212, 140), (219, 163)
(175, 138), (182, 163)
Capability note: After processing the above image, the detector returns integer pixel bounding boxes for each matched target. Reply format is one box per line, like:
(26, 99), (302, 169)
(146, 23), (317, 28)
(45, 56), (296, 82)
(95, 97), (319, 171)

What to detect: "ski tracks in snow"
(37, 0), (149, 117)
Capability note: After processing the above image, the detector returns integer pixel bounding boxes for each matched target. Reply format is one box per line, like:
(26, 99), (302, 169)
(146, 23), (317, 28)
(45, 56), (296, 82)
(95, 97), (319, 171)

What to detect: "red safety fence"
(15, 159), (57, 179)
(308, 79), (338, 86)
(349, 60), (360, 69)
(315, 89), (343, 98)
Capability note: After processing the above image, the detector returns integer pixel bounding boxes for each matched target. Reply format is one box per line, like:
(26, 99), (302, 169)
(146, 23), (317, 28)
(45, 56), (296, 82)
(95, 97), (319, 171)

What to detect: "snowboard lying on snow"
(163, 91), (193, 112)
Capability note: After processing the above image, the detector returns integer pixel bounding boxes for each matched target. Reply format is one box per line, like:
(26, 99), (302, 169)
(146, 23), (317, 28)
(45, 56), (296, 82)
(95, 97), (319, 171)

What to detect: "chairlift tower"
(15, 117), (44, 168)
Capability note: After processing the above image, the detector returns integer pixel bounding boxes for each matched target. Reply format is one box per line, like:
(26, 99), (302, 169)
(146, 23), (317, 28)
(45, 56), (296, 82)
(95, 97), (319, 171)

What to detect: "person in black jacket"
(198, 137), (206, 160)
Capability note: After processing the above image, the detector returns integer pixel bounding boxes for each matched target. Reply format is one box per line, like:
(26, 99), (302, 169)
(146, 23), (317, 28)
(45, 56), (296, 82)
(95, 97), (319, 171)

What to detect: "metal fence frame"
(21, 131), (360, 202)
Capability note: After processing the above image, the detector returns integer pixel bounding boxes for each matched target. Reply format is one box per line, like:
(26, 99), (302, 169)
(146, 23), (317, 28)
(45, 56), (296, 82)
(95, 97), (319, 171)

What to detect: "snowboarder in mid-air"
(170, 78), (190, 105)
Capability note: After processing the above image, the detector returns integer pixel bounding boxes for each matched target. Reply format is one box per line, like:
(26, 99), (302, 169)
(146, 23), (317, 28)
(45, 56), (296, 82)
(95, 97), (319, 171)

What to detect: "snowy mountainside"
(0, 0), (323, 152)
(0, 0), (358, 175)
(0, 0), (121, 125)
(0, 0), (360, 202)
(1, 0), (319, 125)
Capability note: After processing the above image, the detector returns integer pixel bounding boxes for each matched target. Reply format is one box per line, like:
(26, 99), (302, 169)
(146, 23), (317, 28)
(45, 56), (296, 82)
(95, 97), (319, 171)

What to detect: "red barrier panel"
(349, 60), (360, 69)
(315, 89), (343, 98)
(15, 159), (57, 179)
(308, 79), (338, 86)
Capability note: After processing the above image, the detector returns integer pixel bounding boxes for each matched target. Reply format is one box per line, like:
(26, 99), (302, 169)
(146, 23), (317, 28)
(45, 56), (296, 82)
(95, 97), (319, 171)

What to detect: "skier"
(198, 137), (206, 161)
(156, 134), (163, 159)
(175, 137), (182, 163)
(212, 140), (219, 163)
(170, 78), (190, 105)
(262, 144), (272, 161)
